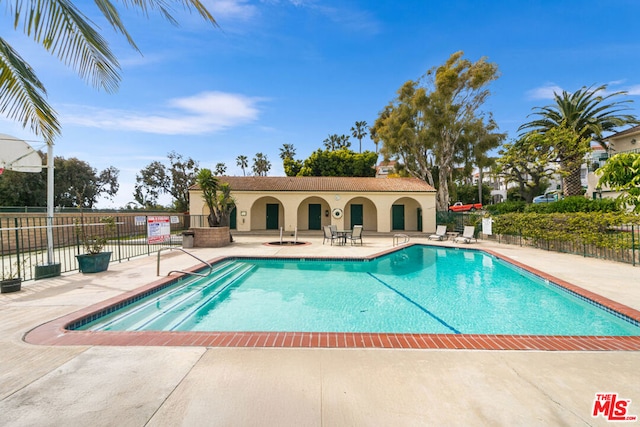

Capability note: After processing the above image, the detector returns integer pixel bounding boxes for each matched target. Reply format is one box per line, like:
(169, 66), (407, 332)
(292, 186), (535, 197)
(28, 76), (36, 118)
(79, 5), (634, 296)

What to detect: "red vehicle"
(448, 201), (482, 212)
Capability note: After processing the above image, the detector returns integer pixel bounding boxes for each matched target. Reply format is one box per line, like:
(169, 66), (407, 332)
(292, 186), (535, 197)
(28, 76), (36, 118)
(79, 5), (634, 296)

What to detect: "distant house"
(586, 125), (640, 199)
(189, 176), (437, 233)
(375, 161), (397, 178)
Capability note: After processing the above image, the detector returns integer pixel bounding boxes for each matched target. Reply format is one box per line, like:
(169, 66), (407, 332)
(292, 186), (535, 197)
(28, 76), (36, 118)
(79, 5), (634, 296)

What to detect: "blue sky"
(2, 0), (640, 208)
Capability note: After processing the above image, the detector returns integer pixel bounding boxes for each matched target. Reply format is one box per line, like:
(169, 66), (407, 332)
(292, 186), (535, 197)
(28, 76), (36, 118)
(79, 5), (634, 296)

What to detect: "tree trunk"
(436, 166), (450, 211)
(563, 165), (584, 197)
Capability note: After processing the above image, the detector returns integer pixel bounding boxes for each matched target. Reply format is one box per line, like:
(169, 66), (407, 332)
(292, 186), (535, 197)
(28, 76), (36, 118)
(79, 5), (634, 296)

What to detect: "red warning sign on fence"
(147, 216), (171, 244)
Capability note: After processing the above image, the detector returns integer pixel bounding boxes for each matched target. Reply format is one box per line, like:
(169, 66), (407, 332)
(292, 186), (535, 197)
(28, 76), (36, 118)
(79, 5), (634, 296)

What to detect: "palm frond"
(0, 37), (60, 143)
(10, 0), (121, 93)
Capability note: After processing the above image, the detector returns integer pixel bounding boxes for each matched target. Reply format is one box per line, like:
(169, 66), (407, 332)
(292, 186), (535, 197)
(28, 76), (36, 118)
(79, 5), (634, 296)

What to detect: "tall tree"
(351, 121), (368, 153)
(214, 162), (227, 176)
(279, 144), (296, 160)
(497, 135), (556, 203)
(55, 157), (119, 207)
(519, 85), (638, 196)
(372, 51), (501, 210)
(323, 134), (340, 151)
(252, 153), (271, 176)
(1, 1), (217, 144)
(236, 155), (248, 176)
(135, 151), (198, 211)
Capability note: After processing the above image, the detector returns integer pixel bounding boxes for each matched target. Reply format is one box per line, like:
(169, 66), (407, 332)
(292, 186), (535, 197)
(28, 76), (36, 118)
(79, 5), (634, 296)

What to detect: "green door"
(308, 204), (321, 230)
(392, 205), (405, 230)
(230, 208), (237, 229)
(417, 207), (422, 232)
(350, 204), (363, 229)
(266, 204), (279, 230)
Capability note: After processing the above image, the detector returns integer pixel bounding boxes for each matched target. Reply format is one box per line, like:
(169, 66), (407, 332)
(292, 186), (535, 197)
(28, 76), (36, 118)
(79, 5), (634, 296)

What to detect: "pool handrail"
(393, 234), (410, 246)
(156, 247), (213, 277)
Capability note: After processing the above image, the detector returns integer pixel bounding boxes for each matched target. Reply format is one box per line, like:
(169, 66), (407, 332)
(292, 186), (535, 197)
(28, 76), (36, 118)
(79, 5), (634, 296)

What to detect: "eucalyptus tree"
(252, 153), (271, 176)
(519, 85), (638, 196)
(135, 151), (198, 211)
(372, 51), (502, 210)
(497, 135), (557, 203)
(236, 155), (248, 176)
(350, 121), (368, 153)
(1, 1), (217, 144)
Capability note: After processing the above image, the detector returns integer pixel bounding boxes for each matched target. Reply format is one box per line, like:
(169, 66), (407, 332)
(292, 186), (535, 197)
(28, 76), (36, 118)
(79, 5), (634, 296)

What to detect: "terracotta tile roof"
(192, 176), (435, 192)
(607, 125), (640, 139)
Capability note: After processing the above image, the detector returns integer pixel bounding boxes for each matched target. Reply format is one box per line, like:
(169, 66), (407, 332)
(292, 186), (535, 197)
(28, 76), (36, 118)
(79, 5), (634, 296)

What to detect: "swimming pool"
(74, 246), (640, 337)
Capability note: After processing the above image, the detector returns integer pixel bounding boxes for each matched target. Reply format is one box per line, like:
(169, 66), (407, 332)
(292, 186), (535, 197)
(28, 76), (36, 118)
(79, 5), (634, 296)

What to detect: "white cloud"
(61, 91), (263, 135)
(204, 0), (257, 20)
(625, 85), (640, 96)
(526, 84), (563, 100)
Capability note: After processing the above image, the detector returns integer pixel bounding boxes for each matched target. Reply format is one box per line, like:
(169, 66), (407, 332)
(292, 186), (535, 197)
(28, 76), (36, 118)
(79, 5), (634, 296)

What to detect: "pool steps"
(87, 261), (254, 331)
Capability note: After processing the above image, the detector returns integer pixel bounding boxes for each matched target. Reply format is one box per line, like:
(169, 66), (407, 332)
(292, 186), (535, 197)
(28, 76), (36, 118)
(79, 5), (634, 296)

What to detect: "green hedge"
(492, 212), (640, 250)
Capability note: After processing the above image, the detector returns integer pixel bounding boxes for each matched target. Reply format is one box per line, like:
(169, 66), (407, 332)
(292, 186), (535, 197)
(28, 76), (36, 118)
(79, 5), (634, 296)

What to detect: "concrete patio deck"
(1, 233), (639, 426)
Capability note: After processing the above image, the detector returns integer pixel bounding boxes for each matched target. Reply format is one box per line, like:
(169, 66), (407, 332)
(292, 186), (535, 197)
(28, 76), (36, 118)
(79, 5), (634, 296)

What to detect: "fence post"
(116, 215), (122, 264)
(14, 217), (21, 276)
(633, 224), (636, 267)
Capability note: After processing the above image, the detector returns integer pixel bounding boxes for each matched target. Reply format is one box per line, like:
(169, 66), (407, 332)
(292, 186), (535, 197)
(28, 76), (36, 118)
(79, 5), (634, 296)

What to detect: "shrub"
(524, 196), (620, 214)
(485, 201), (526, 215)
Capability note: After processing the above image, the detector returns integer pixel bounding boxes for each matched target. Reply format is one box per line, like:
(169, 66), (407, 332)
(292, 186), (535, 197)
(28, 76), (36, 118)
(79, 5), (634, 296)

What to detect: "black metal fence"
(1, 213), (191, 281)
(437, 211), (638, 267)
(488, 224), (638, 267)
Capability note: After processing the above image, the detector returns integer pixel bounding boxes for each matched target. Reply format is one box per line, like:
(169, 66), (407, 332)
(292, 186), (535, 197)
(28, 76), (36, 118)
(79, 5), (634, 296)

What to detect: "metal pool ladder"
(393, 234), (410, 246)
(156, 247), (213, 277)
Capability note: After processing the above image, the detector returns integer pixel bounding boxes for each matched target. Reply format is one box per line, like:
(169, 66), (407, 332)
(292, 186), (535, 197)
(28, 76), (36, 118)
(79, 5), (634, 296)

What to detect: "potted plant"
(194, 169), (236, 247)
(75, 215), (116, 273)
(1, 261), (23, 293)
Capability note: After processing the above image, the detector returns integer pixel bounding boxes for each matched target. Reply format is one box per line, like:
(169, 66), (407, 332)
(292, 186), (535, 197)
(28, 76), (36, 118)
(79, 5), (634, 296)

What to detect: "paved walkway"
(1, 234), (639, 426)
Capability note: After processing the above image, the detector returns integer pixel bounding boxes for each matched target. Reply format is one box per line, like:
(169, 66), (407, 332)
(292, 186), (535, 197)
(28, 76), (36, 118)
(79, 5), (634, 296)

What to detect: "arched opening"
(250, 196), (284, 231)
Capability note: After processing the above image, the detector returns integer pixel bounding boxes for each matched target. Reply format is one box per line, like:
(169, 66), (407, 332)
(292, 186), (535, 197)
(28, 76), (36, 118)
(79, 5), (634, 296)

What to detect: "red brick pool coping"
(24, 246), (640, 351)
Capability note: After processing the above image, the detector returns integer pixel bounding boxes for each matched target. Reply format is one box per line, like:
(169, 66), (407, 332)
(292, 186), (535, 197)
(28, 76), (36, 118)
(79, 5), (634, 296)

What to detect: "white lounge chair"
(454, 226), (477, 244)
(428, 225), (447, 241)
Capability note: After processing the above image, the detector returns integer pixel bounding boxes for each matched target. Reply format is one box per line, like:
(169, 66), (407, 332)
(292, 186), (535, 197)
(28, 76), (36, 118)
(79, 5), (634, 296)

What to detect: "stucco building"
(189, 176), (437, 233)
(587, 125), (640, 199)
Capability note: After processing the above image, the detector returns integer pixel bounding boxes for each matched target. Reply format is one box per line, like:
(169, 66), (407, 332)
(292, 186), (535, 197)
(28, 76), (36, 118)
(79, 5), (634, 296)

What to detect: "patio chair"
(428, 225), (447, 241)
(453, 226), (477, 244)
(323, 225), (340, 245)
(346, 225), (363, 246)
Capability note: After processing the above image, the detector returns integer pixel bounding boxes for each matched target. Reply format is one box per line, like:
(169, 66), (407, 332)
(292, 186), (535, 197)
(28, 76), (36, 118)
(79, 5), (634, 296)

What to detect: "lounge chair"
(323, 225), (340, 245)
(428, 225), (447, 241)
(454, 226), (477, 244)
(346, 225), (363, 246)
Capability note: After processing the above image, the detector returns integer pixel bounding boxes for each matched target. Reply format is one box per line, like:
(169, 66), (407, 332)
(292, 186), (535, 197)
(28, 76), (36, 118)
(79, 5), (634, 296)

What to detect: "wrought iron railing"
(0, 213), (191, 281)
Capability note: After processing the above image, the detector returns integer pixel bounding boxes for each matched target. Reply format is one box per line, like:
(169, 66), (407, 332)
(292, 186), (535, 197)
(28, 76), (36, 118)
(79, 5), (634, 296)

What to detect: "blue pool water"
(77, 246), (640, 336)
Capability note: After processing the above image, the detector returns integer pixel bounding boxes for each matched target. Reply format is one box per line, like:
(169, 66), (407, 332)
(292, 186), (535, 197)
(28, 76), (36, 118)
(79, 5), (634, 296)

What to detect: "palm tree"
(351, 121), (368, 153)
(252, 153), (271, 176)
(214, 162), (227, 176)
(323, 134), (340, 151)
(236, 155), (248, 176)
(1, 1), (217, 144)
(279, 144), (296, 160)
(519, 85), (638, 196)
